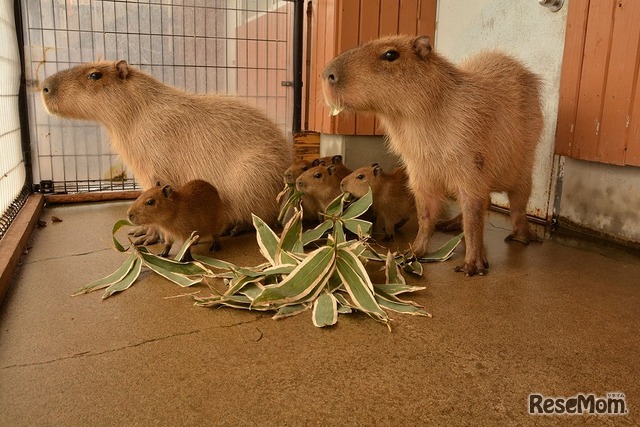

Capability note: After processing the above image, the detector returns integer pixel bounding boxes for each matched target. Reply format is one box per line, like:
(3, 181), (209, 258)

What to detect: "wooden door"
(556, 0), (640, 166)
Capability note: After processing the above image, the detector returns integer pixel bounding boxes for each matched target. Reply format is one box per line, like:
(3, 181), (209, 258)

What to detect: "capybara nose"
(285, 172), (292, 181)
(296, 180), (304, 189)
(322, 66), (338, 84)
(42, 85), (49, 94)
(128, 213), (135, 222)
(340, 181), (345, 192)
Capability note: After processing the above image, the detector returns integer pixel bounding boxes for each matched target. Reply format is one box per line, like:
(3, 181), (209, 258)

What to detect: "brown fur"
(323, 35), (543, 275)
(341, 164), (414, 240)
(127, 180), (226, 259)
(311, 154), (351, 178)
(283, 159), (311, 185)
(296, 164), (351, 220)
(41, 60), (292, 232)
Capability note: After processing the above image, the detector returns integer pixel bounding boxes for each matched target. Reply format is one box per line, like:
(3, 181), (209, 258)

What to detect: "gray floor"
(0, 201), (638, 426)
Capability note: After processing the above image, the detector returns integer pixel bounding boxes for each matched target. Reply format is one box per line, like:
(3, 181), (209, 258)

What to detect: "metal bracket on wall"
(539, 0), (564, 12)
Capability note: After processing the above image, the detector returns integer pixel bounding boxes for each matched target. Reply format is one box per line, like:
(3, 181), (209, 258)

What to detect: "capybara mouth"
(321, 80), (344, 116)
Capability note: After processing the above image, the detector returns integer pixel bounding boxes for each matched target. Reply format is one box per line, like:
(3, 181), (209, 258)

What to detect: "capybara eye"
(356, 174), (365, 180)
(88, 71), (103, 81)
(146, 199), (155, 206)
(313, 172), (322, 179)
(381, 50), (400, 62)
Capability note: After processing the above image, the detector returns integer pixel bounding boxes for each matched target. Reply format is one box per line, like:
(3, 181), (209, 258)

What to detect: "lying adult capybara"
(340, 164), (414, 241)
(41, 60), (292, 235)
(322, 35), (543, 275)
(127, 180), (226, 260)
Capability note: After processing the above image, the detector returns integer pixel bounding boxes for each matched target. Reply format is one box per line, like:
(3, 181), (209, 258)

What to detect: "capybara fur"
(41, 60), (292, 234)
(128, 180), (226, 260)
(296, 164), (351, 221)
(322, 35), (543, 275)
(311, 154), (351, 178)
(341, 164), (414, 241)
(283, 159), (311, 185)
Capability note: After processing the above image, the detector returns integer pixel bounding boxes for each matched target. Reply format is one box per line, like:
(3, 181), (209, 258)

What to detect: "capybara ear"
(331, 155), (343, 164)
(115, 60), (129, 80)
(311, 158), (321, 167)
(162, 184), (173, 198)
(327, 164), (337, 175)
(413, 36), (432, 60)
(373, 164), (382, 176)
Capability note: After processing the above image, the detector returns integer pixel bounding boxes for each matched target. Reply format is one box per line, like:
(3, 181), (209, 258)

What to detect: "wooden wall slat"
(555, 0), (590, 156)
(417, 0), (437, 38)
(571, 0), (616, 161)
(598, 0), (640, 165)
(398, 0), (419, 34)
(626, 56), (640, 166)
(355, 0), (381, 135)
(307, 0), (437, 136)
(335, 0), (360, 135)
(378, 0), (399, 36)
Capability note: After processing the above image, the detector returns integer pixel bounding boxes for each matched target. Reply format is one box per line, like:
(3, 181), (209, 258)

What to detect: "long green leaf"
(312, 291), (338, 327)
(374, 283), (425, 296)
(225, 274), (265, 297)
(278, 208), (303, 255)
(174, 231), (199, 261)
(375, 290), (432, 317)
(335, 249), (387, 323)
(72, 253), (137, 296)
(252, 214), (279, 265)
(272, 304), (310, 320)
(144, 262), (203, 287)
(192, 254), (237, 271)
(102, 257), (143, 299)
(418, 233), (464, 263)
(137, 249), (209, 276)
(252, 246), (335, 306)
(277, 189), (303, 225)
(239, 283), (265, 300)
(343, 218), (372, 236)
(323, 193), (344, 217)
(301, 220), (332, 246)
(342, 187), (372, 220)
(112, 219), (133, 252)
(385, 251), (406, 285)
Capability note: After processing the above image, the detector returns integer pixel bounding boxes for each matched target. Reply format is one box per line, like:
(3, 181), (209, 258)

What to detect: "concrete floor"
(0, 201), (638, 426)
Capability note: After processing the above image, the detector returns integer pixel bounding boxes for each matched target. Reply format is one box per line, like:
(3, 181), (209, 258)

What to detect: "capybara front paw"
(454, 259), (489, 276)
(504, 229), (543, 245)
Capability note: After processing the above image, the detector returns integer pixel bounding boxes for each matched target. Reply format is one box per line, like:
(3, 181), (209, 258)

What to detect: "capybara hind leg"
(435, 213), (463, 231)
(505, 188), (542, 244)
(411, 193), (442, 257)
(454, 193), (489, 276)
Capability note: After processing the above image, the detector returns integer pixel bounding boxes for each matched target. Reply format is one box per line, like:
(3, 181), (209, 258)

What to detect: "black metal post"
(291, 0), (304, 135)
(13, 0), (33, 190)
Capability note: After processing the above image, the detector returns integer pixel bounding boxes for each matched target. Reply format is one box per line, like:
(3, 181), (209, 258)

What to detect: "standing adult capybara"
(127, 180), (226, 260)
(340, 164), (414, 241)
(322, 35), (543, 275)
(41, 60), (292, 235)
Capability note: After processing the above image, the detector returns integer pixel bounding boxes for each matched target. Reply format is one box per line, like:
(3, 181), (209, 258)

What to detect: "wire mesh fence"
(20, 0), (294, 195)
(0, 1), (29, 241)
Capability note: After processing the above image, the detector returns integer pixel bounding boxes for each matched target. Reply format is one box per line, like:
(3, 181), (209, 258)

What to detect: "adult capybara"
(41, 60), (292, 236)
(322, 35), (543, 275)
(340, 164), (414, 241)
(127, 180), (226, 260)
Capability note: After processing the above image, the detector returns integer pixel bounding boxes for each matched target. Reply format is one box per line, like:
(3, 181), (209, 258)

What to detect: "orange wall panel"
(308, 0), (437, 136)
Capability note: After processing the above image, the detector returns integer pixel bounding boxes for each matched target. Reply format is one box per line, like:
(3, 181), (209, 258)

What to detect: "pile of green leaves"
(74, 189), (462, 329)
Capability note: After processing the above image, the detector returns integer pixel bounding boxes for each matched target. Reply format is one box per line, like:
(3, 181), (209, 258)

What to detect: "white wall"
(435, 0), (569, 220)
(559, 158), (640, 243)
